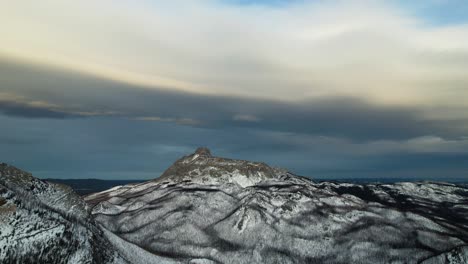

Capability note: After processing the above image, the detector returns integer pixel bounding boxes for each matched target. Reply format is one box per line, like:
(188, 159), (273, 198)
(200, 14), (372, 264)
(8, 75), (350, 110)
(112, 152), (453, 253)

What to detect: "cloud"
(367, 136), (468, 154)
(253, 131), (468, 158)
(0, 92), (117, 119)
(233, 114), (261, 122)
(0, 99), (76, 119)
(133, 116), (200, 125)
(1, 58), (467, 141)
(0, 0), (467, 113)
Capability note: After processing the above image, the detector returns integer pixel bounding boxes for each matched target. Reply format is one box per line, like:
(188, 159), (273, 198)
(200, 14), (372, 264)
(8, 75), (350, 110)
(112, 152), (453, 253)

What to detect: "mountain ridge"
(85, 148), (468, 264)
(0, 163), (127, 264)
(2, 149), (468, 263)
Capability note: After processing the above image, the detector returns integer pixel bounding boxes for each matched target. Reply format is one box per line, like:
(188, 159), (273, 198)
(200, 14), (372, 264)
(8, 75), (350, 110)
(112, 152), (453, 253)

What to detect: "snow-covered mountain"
(0, 163), (127, 264)
(85, 148), (468, 264)
(1, 149), (467, 263)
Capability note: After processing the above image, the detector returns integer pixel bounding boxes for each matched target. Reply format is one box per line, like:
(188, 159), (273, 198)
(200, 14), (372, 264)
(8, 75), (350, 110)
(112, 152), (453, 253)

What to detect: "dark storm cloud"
(0, 100), (80, 119)
(1, 114), (467, 180)
(1, 59), (467, 142)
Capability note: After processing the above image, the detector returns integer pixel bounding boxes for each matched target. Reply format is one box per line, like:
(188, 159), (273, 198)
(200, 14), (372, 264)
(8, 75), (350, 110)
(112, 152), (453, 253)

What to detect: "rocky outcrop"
(157, 147), (288, 187)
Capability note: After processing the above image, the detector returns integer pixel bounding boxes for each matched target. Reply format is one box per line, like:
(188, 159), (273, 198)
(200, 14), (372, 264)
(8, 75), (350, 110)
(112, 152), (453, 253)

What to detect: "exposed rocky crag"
(85, 148), (468, 264)
(157, 147), (288, 187)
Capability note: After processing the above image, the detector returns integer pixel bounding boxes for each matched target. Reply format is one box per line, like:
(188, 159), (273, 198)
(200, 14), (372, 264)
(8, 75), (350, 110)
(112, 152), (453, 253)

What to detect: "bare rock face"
(193, 147), (212, 157)
(157, 147), (288, 187)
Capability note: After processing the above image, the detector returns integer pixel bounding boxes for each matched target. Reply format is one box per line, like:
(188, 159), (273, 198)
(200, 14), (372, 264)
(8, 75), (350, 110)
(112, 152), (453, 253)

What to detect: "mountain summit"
(3, 151), (468, 264)
(85, 149), (468, 264)
(157, 147), (287, 187)
(193, 147), (212, 157)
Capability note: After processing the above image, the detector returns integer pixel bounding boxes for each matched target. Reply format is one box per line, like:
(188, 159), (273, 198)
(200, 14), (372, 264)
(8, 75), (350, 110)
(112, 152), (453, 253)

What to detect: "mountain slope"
(0, 163), (127, 264)
(86, 148), (468, 264)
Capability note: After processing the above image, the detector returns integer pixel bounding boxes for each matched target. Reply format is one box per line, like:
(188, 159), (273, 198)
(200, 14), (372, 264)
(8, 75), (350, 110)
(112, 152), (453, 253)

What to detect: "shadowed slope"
(0, 163), (127, 264)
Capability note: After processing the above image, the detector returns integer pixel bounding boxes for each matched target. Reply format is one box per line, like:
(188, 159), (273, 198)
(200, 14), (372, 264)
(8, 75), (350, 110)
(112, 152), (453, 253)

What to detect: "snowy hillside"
(86, 148), (468, 264)
(1, 149), (467, 263)
(0, 163), (127, 264)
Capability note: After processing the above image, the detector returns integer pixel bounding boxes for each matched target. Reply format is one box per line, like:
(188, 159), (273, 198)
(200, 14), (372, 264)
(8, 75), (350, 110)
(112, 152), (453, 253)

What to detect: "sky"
(0, 0), (467, 180)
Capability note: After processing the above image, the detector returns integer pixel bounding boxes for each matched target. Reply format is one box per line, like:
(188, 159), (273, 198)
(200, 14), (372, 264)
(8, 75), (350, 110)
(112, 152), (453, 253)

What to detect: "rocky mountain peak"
(194, 147), (212, 157)
(157, 148), (287, 187)
(0, 163), (34, 186)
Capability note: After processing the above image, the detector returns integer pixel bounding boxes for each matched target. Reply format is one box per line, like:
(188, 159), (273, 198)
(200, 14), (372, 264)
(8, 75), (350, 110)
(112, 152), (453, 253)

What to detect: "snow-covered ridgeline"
(85, 148), (468, 264)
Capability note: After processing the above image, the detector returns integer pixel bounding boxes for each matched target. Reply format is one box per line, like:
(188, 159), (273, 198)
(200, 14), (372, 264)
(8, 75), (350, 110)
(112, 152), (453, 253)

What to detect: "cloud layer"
(1, 0), (468, 111)
(0, 0), (467, 180)
(2, 59), (468, 142)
